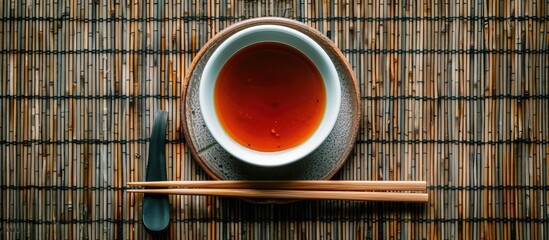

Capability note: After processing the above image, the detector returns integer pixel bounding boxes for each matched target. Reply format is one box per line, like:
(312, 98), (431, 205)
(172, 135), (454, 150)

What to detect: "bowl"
(199, 24), (341, 167)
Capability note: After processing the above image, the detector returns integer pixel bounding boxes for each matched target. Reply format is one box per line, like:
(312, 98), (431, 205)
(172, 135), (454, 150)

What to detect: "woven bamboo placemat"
(1, 0), (548, 239)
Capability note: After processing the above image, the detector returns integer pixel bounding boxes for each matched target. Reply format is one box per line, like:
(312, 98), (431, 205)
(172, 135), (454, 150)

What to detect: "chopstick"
(127, 189), (428, 202)
(126, 180), (428, 202)
(127, 180), (427, 191)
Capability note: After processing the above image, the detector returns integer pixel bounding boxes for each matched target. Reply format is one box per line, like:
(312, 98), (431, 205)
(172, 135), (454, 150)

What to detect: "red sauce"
(214, 42), (326, 152)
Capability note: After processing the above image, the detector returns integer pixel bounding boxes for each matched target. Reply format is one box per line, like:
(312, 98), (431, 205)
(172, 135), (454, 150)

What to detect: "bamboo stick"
(128, 180), (427, 191)
(129, 188), (428, 202)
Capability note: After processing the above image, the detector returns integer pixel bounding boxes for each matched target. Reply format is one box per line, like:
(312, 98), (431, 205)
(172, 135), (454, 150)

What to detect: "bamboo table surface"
(1, 0), (548, 239)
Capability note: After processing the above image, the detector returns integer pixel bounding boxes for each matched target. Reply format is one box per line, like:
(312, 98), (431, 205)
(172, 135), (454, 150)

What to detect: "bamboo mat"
(1, 0), (548, 239)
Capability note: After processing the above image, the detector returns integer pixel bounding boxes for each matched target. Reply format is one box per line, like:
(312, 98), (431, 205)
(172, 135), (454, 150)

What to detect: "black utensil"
(143, 111), (170, 233)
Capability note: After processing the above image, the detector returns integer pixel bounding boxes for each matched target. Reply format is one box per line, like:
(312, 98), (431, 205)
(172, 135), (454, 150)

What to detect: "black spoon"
(143, 111), (170, 234)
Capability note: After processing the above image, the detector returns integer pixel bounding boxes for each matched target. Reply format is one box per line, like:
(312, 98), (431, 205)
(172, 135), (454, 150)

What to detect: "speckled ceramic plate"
(181, 17), (360, 184)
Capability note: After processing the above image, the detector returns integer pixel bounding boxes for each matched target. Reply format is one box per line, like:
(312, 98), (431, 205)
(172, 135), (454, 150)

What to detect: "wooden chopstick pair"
(127, 180), (428, 202)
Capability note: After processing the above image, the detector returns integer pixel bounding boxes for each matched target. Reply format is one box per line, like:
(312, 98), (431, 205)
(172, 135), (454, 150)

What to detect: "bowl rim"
(199, 24), (341, 167)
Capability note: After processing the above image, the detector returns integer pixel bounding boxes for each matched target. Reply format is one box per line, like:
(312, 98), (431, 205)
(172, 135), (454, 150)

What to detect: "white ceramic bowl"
(199, 25), (341, 167)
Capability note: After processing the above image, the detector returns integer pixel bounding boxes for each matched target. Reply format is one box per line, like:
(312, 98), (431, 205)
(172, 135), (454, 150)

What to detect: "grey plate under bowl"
(181, 17), (360, 184)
